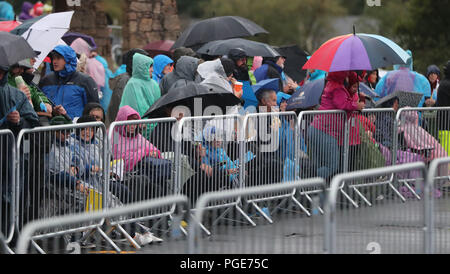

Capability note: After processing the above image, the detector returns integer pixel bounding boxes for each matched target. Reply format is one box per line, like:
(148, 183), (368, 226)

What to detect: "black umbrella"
(274, 45), (309, 83)
(196, 38), (280, 58)
(172, 16), (268, 49)
(143, 83), (242, 119)
(0, 32), (36, 68)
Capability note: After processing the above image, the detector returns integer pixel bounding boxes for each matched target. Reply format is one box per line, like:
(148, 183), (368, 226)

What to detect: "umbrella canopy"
(197, 38), (279, 58)
(143, 82), (242, 119)
(62, 32), (97, 50)
(11, 11), (74, 69)
(0, 32), (36, 68)
(252, 78), (280, 98)
(0, 20), (21, 32)
(303, 33), (410, 72)
(143, 40), (174, 58)
(359, 82), (380, 99)
(172, 16), (268, 49)
(286, 78), (325, 110)
(375, 90), (424, 109)
(274, 45), (309, 83)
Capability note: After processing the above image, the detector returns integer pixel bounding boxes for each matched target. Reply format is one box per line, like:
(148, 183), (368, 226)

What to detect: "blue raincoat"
(39, 45), (100, 119)
(375, 50), (431, 107)
(152, 55), (174, 84)
(0, 1), (14, 21)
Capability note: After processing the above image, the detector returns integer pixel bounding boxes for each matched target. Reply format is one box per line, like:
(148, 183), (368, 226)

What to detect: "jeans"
(307, 126), (340, 181)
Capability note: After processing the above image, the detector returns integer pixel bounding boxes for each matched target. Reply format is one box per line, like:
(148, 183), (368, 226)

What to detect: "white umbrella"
(19, 11), (74, 69)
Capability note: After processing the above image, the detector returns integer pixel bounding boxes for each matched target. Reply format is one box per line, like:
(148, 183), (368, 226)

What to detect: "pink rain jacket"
(112, 105), (161, 172)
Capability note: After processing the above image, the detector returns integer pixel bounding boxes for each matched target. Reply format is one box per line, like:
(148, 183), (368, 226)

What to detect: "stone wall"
(53, 0), (111, 63)
(122, 0), (181, 52)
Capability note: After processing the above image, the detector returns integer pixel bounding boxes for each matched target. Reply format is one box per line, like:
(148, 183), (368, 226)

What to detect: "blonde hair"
(76, 53), (88, 73)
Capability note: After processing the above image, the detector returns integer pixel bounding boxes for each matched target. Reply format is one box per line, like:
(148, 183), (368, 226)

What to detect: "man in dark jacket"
(254, 55), (296, 94)
(106, 48), (148, 126)
(39, 45), (99, 120)
(228, 48), (250, 82)
(436, 60), (450, 155)
(437, 61), (450, 108)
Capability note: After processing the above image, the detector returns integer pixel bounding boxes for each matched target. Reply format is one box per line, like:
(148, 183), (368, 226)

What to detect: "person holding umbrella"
(39, 45), (100, 120)
(307, 71), (365, 182)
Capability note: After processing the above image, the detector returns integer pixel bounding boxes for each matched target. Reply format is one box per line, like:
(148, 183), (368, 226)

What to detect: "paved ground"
(25, 191), (450, 254)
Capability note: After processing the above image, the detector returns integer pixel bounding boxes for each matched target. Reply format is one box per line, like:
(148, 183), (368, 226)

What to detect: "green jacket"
(119, 53), (161, 117)
(119, 53), (161, 138)
(8, 74), (50, 112)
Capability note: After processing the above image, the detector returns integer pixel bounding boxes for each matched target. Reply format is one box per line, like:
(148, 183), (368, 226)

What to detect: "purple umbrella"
(62, 32), (97, 50)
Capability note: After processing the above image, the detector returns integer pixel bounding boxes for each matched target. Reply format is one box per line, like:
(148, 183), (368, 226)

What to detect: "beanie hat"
(50, 115), (73, 126)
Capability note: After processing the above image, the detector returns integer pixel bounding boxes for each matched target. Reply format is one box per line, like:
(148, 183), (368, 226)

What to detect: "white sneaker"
(148, 232), (163, 243)
(133, 232), (152, 246)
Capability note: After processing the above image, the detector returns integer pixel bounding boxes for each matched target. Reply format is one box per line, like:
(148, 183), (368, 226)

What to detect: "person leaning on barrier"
(69, 115), (130, 204)
(241, 88), (287, 186)
(307, 71), (364, 183)
(46, 115), (89, 216)
(436, 60), (450, 156)
(112, 105), (172, 198)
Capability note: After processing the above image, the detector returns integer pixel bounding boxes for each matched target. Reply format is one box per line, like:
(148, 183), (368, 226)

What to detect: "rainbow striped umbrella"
(303, 32), (410, 72)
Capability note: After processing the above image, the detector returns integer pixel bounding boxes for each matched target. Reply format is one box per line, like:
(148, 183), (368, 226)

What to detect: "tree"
(395, 0), (450, 74)
(200, 0), (346, 53)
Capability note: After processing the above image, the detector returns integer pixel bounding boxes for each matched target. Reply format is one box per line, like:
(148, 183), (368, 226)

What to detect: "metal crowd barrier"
(425, 157), (450, 254)
(342, 109), (398, 206)
(0, 129), (15, 254)
(15, 195), (190, 254)
(107, 117), (178, 248)
(15, 122), (108, 253)
(241, 111), (308, 223)
(295, 110), (349, 213)
(188, 178), (326, 254)
(325, 162), (427, 254)
(174, 114), (251, 235)
(392, 107), (450, 201)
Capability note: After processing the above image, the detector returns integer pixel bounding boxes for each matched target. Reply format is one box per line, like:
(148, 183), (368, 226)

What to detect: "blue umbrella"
(286, 78), (325, 110)
(251, 78), (279, 98)
(241, 81), (258, 108)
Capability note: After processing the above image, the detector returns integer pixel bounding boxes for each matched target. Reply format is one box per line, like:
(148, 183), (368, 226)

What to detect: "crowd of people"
(1, 2), (450, 247)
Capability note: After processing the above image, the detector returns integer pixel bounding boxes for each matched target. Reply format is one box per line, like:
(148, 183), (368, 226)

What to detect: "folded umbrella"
(11, 11), (74, 69)
(172, 16), (268, 49)
(286, 78), (325, 110)
(143, 82), (242, 119)
(0, 32), (36, 68)
(303, 31), (410, 72)
(197, 38), (279, 57)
